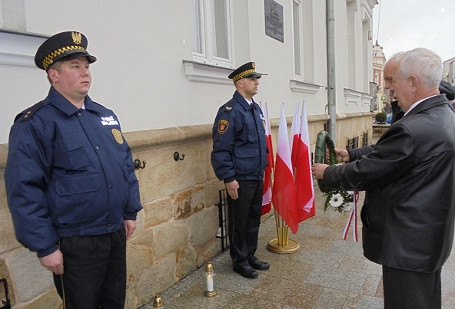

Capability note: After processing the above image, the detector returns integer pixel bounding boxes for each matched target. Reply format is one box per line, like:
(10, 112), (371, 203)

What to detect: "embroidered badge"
(225, 106), (232, 111)
(218, 120), (229, 134)
(112, 129), (124, 144)
(101, 116), (119, 126)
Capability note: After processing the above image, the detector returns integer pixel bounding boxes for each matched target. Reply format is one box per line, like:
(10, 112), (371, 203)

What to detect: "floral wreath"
(314, 131), (354, 213)
(314, 130), (359, 241)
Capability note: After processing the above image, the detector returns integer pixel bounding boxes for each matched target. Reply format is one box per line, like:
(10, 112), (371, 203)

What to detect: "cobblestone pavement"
(141, 190), (455, 308)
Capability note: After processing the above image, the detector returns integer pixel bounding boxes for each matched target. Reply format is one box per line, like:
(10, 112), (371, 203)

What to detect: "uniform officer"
(211, 62), (270, 279)
(4, 31), (142, 309)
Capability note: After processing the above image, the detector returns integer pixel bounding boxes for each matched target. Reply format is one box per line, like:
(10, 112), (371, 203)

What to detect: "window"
(292, 0), (303, 77)
(191, 0), (234, 68)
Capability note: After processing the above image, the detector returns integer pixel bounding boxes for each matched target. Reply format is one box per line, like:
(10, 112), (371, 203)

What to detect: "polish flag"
(261, 102), (273, 215)
(272, 103), (298, 233)
(290, 103), (301, 172)
(294, 101), (315, 221)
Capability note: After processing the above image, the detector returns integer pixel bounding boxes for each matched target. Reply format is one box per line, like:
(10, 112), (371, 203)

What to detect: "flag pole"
(267, 210), (300, 253)
(267, 102), (300, 254)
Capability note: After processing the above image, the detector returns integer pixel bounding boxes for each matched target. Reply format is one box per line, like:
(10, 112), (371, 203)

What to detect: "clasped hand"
(311, 147), (350, 180)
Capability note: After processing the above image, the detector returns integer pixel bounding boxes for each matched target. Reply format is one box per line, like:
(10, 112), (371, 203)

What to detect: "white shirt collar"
(404, 95), (438, 116)
(244, 98), (253, 105)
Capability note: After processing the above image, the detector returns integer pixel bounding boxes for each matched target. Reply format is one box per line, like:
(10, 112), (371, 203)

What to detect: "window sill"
(183, 60), (233, 85)
(289, 79), (321, 94)
(344, 88), (373, 106)
(0, 30), (47, 68)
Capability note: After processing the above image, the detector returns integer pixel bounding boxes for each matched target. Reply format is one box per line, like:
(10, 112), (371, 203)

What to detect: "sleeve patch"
(218, 120), (229, 134)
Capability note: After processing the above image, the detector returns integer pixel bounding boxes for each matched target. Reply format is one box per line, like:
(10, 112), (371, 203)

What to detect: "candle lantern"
(204, 261), (217, 297)
(153, 293), (164, 307)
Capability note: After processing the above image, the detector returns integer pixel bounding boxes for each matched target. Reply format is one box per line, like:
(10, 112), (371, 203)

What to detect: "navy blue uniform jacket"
(4, 87), (142, 258)
(211, 91), (267, 183)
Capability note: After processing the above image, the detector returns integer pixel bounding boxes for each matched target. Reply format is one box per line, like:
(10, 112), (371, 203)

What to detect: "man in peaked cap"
(211, 62), (270, 279)
(5, 31), (142, 308)
(34, 31), (97, 70)
(227, 61), (264, 82)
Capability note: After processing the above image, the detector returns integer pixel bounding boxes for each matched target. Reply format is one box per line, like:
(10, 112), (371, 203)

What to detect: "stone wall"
(336, 112), (375, 148)
(0, 112), (372, 308)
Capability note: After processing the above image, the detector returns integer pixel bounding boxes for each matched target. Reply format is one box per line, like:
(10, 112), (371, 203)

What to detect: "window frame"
(191, 0), (235, 69)
(292, 0), (304, 80)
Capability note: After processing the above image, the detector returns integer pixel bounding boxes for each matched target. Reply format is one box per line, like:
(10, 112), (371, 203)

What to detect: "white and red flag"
(260, 102), (273, 215)
(272, 103), (298, 233)
(290, 102), (301, 172)
(294, 101), (315, 221)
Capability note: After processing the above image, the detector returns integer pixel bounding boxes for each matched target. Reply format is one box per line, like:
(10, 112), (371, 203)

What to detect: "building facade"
(443, 57), (455, 84)
(372, 42), (388, 113)
(0, 0), (377, 308)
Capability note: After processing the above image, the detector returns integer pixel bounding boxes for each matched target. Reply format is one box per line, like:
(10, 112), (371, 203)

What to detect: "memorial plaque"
(264, 0), (284, 43)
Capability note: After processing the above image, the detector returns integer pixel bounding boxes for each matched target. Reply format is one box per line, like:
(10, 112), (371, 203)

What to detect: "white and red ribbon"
(342, 191), (359, 242)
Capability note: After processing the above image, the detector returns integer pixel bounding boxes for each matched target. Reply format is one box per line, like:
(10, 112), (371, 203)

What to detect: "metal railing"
(346, 136), (359, 150)
(362, 132), (369, 147)
(216, 189), (230, 252)
(0, 278), (10, 309)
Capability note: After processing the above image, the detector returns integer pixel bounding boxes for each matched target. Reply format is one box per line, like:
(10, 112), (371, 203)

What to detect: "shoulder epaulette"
(224, 99), (237, 111)
(14, 100), (48, 123)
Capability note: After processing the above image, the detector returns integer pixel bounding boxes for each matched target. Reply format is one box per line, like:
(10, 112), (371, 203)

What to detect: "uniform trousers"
(382, 265), (441, 309)
(227, 179), (263, 267)
(53, 227), (127, 309)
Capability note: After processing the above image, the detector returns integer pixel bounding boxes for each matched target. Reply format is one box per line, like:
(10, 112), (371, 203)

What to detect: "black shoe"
(249, 259), (270, 271)
(233, 264), (259, 279)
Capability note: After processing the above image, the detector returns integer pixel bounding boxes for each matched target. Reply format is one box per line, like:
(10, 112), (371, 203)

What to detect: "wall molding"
(290, 79), (321, 94)
(0, 114), (373, 169)
(0, 31), (47, 68)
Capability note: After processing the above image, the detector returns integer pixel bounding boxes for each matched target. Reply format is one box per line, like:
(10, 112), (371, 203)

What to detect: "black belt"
(236, 175), (263, 181)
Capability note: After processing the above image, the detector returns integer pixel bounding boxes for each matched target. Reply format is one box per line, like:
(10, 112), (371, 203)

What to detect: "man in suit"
(312, 48), (455, 308)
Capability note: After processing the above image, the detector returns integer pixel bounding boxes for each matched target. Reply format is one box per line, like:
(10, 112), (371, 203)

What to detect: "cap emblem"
(72, 32), (82, 45)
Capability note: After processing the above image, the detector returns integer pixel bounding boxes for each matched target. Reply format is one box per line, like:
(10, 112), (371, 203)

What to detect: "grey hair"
(396, 48), (442, 89)
(385, 51), (404, 65)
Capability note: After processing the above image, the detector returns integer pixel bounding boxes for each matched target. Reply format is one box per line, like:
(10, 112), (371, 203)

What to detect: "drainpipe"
(326, 0), (336, 142)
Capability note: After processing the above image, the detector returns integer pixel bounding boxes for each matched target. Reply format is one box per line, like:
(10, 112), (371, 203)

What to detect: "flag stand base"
(268, 213), (300, 254)
(267, 238), (300, 254)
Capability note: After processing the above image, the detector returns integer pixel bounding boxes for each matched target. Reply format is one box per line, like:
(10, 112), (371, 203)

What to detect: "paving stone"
(142, 193), (455, 308)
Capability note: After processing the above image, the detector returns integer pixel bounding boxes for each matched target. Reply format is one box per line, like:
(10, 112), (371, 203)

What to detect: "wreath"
(314, 130), (353, 212)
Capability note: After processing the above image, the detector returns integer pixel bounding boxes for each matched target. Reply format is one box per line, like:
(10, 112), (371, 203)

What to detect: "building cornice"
(360, 0), (378, 23)
(0, 30), (46, 68)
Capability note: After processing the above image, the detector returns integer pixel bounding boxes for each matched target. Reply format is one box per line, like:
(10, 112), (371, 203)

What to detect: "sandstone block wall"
(0, 113), (373, 308)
